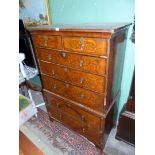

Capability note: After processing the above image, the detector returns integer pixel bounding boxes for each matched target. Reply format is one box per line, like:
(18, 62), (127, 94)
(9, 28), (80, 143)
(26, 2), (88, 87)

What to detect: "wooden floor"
(19, 131), (44, 155)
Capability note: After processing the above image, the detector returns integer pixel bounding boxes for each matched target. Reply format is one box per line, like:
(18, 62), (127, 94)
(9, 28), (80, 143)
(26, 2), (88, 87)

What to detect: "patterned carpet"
(28, 108), (107, 155)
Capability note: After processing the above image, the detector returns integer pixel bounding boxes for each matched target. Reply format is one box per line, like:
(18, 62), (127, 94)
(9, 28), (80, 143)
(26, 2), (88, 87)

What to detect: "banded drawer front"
(63, 37), (107, 56)
(48, 106), (84, 132)
(36, 48), (107, 76)
(40, 61), (106, 94)
(44, 90), (102, 143)
(42, 75), (104, 113)
(32, 35), (62, 49)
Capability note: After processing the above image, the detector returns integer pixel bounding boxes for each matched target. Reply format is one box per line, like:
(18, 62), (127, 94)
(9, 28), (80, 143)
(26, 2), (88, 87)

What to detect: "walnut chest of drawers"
(28, 23), (131, 153)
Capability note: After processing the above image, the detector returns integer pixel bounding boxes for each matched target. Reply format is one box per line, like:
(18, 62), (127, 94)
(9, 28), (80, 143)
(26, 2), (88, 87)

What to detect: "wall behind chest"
(50, 0), (134, 24)
(49, 0), (135, 120)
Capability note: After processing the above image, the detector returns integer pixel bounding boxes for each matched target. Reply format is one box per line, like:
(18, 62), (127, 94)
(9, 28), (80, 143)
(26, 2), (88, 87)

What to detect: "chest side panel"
(105, 30), (128, 112)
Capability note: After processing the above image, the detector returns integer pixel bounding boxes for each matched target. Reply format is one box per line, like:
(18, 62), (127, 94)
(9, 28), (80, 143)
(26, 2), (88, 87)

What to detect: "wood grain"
(39, 61), (106, 94)
(32, 35), (62, 49)
(42, 74), (105, 113)
(36, 48), (107, 76)
(19, 131), (44, 155)
(64, 37), (107, 56)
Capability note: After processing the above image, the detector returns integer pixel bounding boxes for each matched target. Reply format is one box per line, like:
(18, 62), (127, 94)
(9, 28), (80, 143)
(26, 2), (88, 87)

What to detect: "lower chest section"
(43, 90), (105, 147)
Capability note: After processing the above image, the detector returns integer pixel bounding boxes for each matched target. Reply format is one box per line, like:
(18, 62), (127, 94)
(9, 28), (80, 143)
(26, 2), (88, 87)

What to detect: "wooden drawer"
(32, 35), (62, 49)
(36, 48), (107, 76)
(42, 75), (104, 113)
(44, 90), (101, 134)
(47, 105), (85, 133)
(63, 37), (107, 56)
(39, 61), (106, 94)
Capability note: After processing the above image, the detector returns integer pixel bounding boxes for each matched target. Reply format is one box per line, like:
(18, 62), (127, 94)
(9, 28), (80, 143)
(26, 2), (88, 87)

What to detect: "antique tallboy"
(28, 23), (131, 153)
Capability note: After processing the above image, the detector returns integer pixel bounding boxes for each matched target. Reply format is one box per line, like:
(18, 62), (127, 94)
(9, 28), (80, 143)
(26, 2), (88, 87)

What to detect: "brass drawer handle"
(48, 54), (52, 60)
(81, 115), (85, 121)
(80, 77), (84, 84)
(64, 67), (68, 72)
(80, 37), (84, 44)
(44, 40), (47, 46)
(44, 36), (48, 46)
(80, 60), (84, 67)
(61, 52), (67, 58)
(80, 37), (84, 50)
(99, 130), (103, 134)
(53, 84), (57, 89)
(80, 44), (84, 50)
(51, 70), (55, 75)
(82, 128), (85, 133)
(80, 93), (85, 99)
(65, 83), (69, 88)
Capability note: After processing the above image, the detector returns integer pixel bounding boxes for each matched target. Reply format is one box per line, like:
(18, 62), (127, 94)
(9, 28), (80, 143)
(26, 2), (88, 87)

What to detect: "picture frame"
(19, 0), (51, 27)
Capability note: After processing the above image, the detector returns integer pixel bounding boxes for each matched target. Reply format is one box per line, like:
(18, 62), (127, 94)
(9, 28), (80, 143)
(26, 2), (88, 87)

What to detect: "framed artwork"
(19, 0), (51, 27)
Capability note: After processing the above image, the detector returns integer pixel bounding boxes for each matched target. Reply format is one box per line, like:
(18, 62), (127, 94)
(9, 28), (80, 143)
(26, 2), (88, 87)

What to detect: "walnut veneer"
(28, 23), (131, 153)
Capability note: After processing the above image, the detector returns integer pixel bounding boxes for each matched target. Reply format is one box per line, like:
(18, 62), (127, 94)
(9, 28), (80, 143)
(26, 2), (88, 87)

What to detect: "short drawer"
(44, 90), (101, 132)
(42, 75), (104, 113)
(36, 48), (107, 76)
(63, 37), (107, 56)
(39, 61), (106, 94)
(32, 35), (62, 49)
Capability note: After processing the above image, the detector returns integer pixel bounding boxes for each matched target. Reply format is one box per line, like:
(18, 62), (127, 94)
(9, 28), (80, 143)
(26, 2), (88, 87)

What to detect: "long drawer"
(36, 48), (107, 76)
(39, 61), (106, 94)
(43, 90), (103, 145)
(32, 35), (62, 49)
(42, 74), (104, 113)
(63, 37), (107, 56)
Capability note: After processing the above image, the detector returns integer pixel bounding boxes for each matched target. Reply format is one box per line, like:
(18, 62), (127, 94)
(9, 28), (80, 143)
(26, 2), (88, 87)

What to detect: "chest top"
(28, 23), (131, 38)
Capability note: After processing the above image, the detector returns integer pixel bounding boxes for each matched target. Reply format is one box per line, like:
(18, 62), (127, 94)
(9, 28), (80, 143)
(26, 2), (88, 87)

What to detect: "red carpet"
(28, 108), (108, 155)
